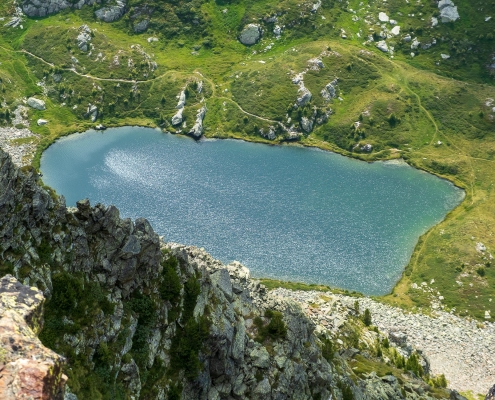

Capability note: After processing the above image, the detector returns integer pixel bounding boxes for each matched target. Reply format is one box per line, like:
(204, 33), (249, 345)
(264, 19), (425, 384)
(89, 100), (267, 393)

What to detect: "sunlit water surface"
(41, 127), (464, 294)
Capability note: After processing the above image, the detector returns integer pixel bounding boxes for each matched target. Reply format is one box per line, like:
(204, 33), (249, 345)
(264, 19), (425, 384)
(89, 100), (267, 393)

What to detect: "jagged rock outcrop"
(188, 106), (207, 138)
(22, 0), (98, 18)
(76, 25), (92, 52)
(94, 0), (127, 22)
(22, 0), (126, 22)
(0, 275), (66, 399)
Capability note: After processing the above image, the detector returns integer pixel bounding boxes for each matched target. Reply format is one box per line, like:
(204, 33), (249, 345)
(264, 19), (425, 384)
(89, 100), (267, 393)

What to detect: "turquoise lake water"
(40, 127), (464, 295)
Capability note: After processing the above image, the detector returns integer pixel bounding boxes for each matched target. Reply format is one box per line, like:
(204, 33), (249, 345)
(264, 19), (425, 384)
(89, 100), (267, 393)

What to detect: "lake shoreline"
(38, 124), (465, 299)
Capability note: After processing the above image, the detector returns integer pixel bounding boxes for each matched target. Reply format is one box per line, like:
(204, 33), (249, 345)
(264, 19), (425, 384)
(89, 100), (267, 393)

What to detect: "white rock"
(37, 119), (47, 126)
(411, 38), (420, 49)
(438, 0), (459, 23)
(431, 16), (438, 26)
(476, 242), (486, 252)
(440, 54), (450, 60)
(171, 108), (183, 126)
(176, 91), (186, 109)
(376, 40), (389, 52)
(378, 12), (389, 22)
(390, 26), (400, 36)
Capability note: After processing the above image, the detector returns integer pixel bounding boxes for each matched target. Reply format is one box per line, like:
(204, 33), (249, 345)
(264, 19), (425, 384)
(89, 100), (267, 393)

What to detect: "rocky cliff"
(0, 147), (472, 399)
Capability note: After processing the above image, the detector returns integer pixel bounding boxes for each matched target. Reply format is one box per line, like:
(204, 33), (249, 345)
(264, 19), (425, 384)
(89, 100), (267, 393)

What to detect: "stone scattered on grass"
(438, 0), (460, 23)
(27, 97), (46, 111)
(239, 24), (262, 45)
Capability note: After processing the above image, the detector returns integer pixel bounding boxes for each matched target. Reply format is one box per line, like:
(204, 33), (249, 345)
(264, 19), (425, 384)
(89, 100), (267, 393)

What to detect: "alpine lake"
(40, 126), (464, 295)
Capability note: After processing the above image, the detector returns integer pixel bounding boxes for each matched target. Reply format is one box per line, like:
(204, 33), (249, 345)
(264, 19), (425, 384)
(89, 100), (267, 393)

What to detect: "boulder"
(239, 24), (262, 45)
(133, 19), (149, 33)
(378, 12), (389, 22)
(376, 40), (389, 53)
(95, 0), (127, 22)
(27, 97), (46, 110)
(389, 330), (407, 346)
(37, 119), (48, 126)
(438, 0), (459, 23)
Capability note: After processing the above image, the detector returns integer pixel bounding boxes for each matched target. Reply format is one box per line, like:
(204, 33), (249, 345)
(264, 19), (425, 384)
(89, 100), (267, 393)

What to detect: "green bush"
(159, 255), (181, 304)
(169, 273), (210, 379)
(254, 309), (287, 342)
(429, 374), (447, 388)
(321, 337), (334, 362)
(405, 353), (423, 377)
(362, 309), (372, 326)
(476, 267), (486, 277)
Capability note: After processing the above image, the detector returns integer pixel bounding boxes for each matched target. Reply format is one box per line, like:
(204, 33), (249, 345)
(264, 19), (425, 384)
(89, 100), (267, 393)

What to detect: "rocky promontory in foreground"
(0, 146), (490, 399)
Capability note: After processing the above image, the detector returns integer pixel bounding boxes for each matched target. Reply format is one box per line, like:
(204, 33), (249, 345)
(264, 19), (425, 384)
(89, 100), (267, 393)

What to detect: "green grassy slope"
(1, 0), (495, 320)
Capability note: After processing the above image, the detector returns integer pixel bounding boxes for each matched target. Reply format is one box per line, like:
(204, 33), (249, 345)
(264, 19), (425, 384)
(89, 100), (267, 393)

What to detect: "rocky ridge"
(0, 146), (463, 399)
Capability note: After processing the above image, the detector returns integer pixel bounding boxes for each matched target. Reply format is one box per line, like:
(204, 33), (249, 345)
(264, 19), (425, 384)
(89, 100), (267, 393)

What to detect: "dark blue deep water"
(40, 127), (464, 294)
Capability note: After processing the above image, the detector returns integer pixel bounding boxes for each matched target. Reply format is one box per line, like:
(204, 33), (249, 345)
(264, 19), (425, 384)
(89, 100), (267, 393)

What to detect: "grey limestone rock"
(250, 345), (270, 368)
(438, 0), (459, 23)
(133, 19), (149, 33)
(86, 104), (98, 122)
(171, 108), (183, 126)
(211, 268), (233, 301)
(254, 378), (271, 395)
(376, 40), (389, 52)
(321, 79), (338, 101)
(296, 86), (312, 107)
(27, 97), (46, 111)
(239, 24), (262, 45)
(77, 25), (92, 52)
(95, 0), (126, 22)
(300, 116), (313, 133)
(176, 90), (186, 109)
(188, 106), (207, 138)
(22, 0), (97, 18)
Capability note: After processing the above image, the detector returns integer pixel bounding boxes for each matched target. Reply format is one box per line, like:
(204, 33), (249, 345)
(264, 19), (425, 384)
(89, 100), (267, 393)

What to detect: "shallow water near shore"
(40, 127), (464, 295)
